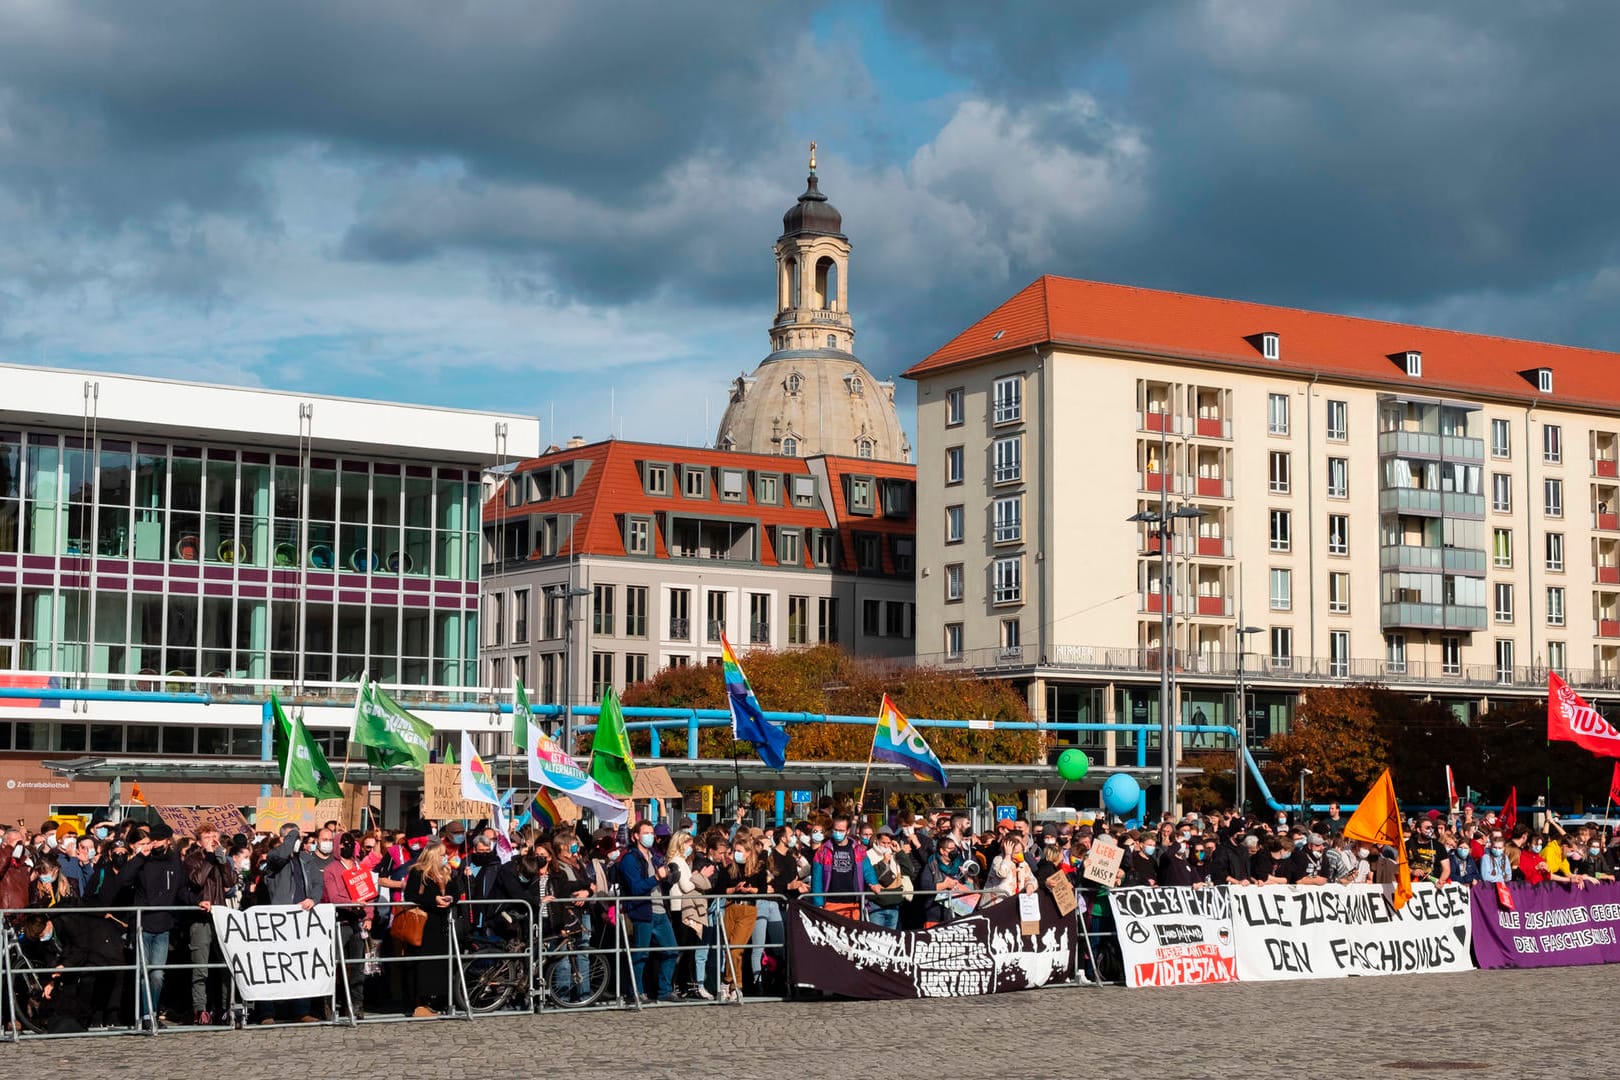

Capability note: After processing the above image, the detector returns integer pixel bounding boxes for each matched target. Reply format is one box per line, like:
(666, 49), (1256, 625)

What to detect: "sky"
(5, 2), (1620, 453)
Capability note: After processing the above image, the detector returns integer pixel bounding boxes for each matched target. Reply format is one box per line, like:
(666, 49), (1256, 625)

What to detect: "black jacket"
(1209, 840), (1251, 885)
(108, 849), (192, 932)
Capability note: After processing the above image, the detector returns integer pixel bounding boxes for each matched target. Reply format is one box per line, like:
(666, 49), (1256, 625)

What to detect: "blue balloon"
(1102, 773), (1143, 817)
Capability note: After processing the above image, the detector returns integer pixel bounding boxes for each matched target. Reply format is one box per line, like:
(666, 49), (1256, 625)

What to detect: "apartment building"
(905, 274), (1620, 750)
(479, 439), (916, 706)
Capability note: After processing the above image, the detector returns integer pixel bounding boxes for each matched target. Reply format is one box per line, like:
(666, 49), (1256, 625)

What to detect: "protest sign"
(787, 893), (1075, 999)
(1044, 867), (1078, 918)
(1108, 886), (1237, 988)
(1083, 837), (1123, 886)
(1470, 881), (1620, 968)
(1228, 883), (1473, 982)
(154, 805), (251, 839)
(211, 903), (337, 1002)
(255, 784), (365, 833)
(421, 764), (490, 820)
(1018, 893), (1042, 936)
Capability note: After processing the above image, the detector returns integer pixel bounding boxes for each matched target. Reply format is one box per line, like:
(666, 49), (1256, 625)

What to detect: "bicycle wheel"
(542, 952), (610, 1009)
(465, 957), (520, 1013)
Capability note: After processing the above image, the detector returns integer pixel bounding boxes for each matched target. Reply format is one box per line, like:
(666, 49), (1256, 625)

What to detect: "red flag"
(1446, 765), (1459, 816)
(1548, 672), (1620, 757)
(1500, 787), (1517, 835)
(1610, 762), (1620, 807)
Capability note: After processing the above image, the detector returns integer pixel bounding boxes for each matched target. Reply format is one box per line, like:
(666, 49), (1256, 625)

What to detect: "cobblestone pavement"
(5, 965), (1590, 1080)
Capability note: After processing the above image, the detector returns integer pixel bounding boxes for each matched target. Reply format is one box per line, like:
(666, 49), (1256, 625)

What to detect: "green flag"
(352, 674), (434, 770)
(587, 685), (636, 797)
(273, 694), (344, 801)
(514, 677), (531, 753)
(442, 741), (455, 766)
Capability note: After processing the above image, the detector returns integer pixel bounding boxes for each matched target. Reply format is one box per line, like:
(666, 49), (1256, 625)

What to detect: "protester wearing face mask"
(810, 813), (876, 916)
(716, 832), (767, 1000)
(986, 833), (1037, 901)
(319, 831), (375, 1020)
(182, 824), (239, 1025)
(618, 820), (679, 1003)
(105, 822), (189, 1029)
(403, 842), (461, 1018)
(30, 850), (76, 908)
(864, 827), (907, 929)
(256, 822), (327, 1024)
(0, 824), (37, 917)
(1156, 830), (1198, 887)
(1479, 832), (1512, 884)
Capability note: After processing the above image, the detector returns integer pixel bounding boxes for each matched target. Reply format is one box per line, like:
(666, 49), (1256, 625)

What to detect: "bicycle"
(462, 927), (609, 1012)
(3, 932), (48, 1035)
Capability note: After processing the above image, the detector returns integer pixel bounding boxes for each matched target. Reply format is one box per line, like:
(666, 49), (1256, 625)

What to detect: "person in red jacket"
(321, 831), (377, 1020)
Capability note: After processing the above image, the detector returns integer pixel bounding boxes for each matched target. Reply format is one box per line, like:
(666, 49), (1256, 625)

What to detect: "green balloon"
(1056, 748), (1091, 782)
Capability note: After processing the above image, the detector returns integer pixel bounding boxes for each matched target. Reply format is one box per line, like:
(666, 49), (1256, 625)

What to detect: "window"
(1547, 586), (1566, 627)
(624, 653), (648, 686)
(625, 586), (648, 638)
(1544, 478), (1563, 518)
(756, 474), (779, 505)
(1442, 636), (1461, 676)
(828, 334), (839, 350)
(944, 623), (964, 660)
(1268, 451), (1291, 494)
(489, 592), (505, 645)
(668, 588), (691, 640)
(591, 652), (613, 701)
(945, 505), (965, 544)
(945, 446), (964, 485)
(787, 596), (809, 645)
(1548, 640), (1567, 673)
(993, 435), (1022, 484)
(643, 463), (670, 495)
(1404, 351), (1422, 378)
(1329, 572), (1350, 614)
(1326, 399), (1348, 441)
(706, 590), (727, 641)
(592, 583), (615, 636)
(1261, 332), (1280, 360)
(1546, 532), (1564, 572)
(1326, 457), (1348, 499)
(817, 596), (839, 643)
(993, 495), (1022, 544)
(682, 466), (707, 499)
(885, 600), (909, 638)
(1386, 633), (1406, 674)
(1329, 631), (1350, 678)
(849, 476), (874, 514)
(626, 516), (651, 555)
(749, 592), (771, 644)
(513, 588), (528, 644)
(1492, 528), (1512, 569)
(945, 387), (965, 427)
(1544, 424), (1562, 464)
(1269, 509), (1291, 552)
(1000, 618), (1021, 653)
(892, 536), (914, 575)
(945, 563), (964, 602)
(1490, 418), (1510, 458)
(777, 528), (802, 567)
(791, 475), (816, 507)
(1270, 627), (1293, 668)
(1327, 514), (1348, 556)
(1492, 473), (1511, 513)
(993, 376), (1022, 424)
(812, 530), (837, 567)
(993, 556), (1023, 604)
(1538, 368), (1554, 394)
(719, 469), (746, 501)
(1493, 582), (1514, 623)
(781, 437), (798, 458)
(1269, 568), (1292, 611)
(856, 533), (880, 572)
(862, 599), (880, 636)
(1494, 638), (1514, 683)
(1267, 393), (1289, 435)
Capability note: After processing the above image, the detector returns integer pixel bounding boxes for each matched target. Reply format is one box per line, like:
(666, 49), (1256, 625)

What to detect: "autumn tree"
(1263, 684), (1395, 802)
(619, 645), (1044, 765)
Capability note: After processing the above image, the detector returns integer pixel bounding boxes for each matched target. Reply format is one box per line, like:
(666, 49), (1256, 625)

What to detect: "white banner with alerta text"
(1108, 886), (1237, 988)
(211, 903), (339, 1002)
(1227, 883), (1473, 982)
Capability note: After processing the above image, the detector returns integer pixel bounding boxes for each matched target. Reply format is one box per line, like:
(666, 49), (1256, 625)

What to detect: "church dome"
(716, 356), (909, 463)
(781, 173), (844, 239)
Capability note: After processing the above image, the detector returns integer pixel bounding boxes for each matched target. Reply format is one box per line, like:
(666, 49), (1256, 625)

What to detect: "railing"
(706, 619), (725, 644)
(749, 622), (770, 645)
(1595, 512), (1620, 532)
(1377, 488), (1486, 517)
(1598, 566), (1620, 585)
(668, 618), (690, 641)
(1137, 410), (1178, 434)
(1378, 543), (1488, 574)
(1380, 601), (1488, 630)
(1595, 458), (1619, 479)
(1194, 416), (1229, 439)
(1376, 430), (1485, 461)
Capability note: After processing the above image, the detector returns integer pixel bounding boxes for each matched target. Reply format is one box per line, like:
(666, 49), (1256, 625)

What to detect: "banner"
(211, 903), (338, 1002)
(1470, 881), (1620, 969)
(786, 893), (1075, 999)
(154, 805), (251, 839)
(422, 763), (496, 820)
(255, 784), (366, 833)
(1108, 886), (1237, 988)
(1229, 883), (1472, 981)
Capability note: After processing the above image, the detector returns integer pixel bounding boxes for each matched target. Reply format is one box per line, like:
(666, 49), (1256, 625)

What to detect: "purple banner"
(1470, 881), (1620, 969)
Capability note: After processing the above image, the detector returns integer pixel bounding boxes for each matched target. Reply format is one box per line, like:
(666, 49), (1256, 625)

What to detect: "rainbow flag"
(532, 788), (564, 829)
(460, 730), (501, 807)
(871, 694), (948, 786)
(720, 633), (789, 770)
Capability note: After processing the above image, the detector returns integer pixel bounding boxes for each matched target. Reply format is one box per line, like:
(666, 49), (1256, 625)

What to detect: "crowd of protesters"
(2, 798), (1618, 1031)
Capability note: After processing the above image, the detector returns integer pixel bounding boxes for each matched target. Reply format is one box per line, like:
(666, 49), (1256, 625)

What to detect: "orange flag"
(1342, 768), (1413, 911)
(129, 781), (147, 805)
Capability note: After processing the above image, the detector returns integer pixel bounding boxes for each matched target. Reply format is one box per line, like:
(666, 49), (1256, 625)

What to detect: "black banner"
(786, 893), (1076, 999)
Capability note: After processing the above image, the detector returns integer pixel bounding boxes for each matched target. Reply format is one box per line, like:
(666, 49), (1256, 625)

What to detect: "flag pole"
(855, 699), (881, 823)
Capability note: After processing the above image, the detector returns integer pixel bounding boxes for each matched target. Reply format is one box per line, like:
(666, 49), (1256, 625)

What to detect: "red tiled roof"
(482, 440), (914, 569)
(818, 455), (916, 575)
(904, 274), (1620, 412)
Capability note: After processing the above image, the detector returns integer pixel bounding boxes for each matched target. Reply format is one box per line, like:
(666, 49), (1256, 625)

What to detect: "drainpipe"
(1305, 373), (1320, 666)
(1523, 402), (1537, 681)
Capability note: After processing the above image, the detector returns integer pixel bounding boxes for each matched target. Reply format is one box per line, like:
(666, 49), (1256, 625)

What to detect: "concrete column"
(1102, 680), (1118, 768)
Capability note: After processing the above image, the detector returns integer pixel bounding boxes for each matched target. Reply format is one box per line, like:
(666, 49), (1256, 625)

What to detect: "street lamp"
(1298, 766), (1313, 821)
(1127, 500), (1204, 821)
(1233, 624), (1263, 811)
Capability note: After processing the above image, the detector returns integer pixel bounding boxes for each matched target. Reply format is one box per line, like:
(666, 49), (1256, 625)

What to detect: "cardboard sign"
(1045, 868), (1078, 918)
(1083, 838), (1124, 887)
(256, 784), (365, 834)
(1018, 892), (1042, 936)
(154, 804), (252, 839)
(421, 764), (492, 821)
(630, 765), (681, 800)
(212, 904), (337, 1002)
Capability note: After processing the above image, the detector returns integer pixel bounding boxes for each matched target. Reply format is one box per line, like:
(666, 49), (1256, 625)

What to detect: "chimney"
(566, 435), (586, 449)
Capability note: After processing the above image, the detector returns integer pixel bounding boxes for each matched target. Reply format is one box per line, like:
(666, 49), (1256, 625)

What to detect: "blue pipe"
(260, 699), (275, 799)
(0, 686), (214, 705)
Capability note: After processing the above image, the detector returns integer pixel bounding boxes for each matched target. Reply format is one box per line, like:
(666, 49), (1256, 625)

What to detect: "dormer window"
(1404, 351), (1422, 378)
(785, 371), (803, 395)
(846, 373), (863, 395)
(1261, 332), (1280, 360)
(1536, 367), (1553, 394)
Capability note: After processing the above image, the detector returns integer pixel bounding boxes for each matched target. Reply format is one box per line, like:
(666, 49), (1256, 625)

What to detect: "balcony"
(1196, 595), (1231, 617)
(1142, 471), (1179, 494)
(1378, 489), (1485, 517)
(1378, 544), (1488, 575)
(1139, 410), (1177, 434)
(1599, 620), (1620, 639)
(1377, 430), (1485, 461)
(1597, 513), (1620, 532)
(1195, 476), (1231, 498)
(774, 307), (851, 328)
(1598, 566), (1620, 585)
(1595, 458), (1618, 479)
(1144, 592), (1174, 614)
(1195, 416), (1229, 439)
(1380, 601), (1488, 630)
(1197, 536), (1230, 558)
